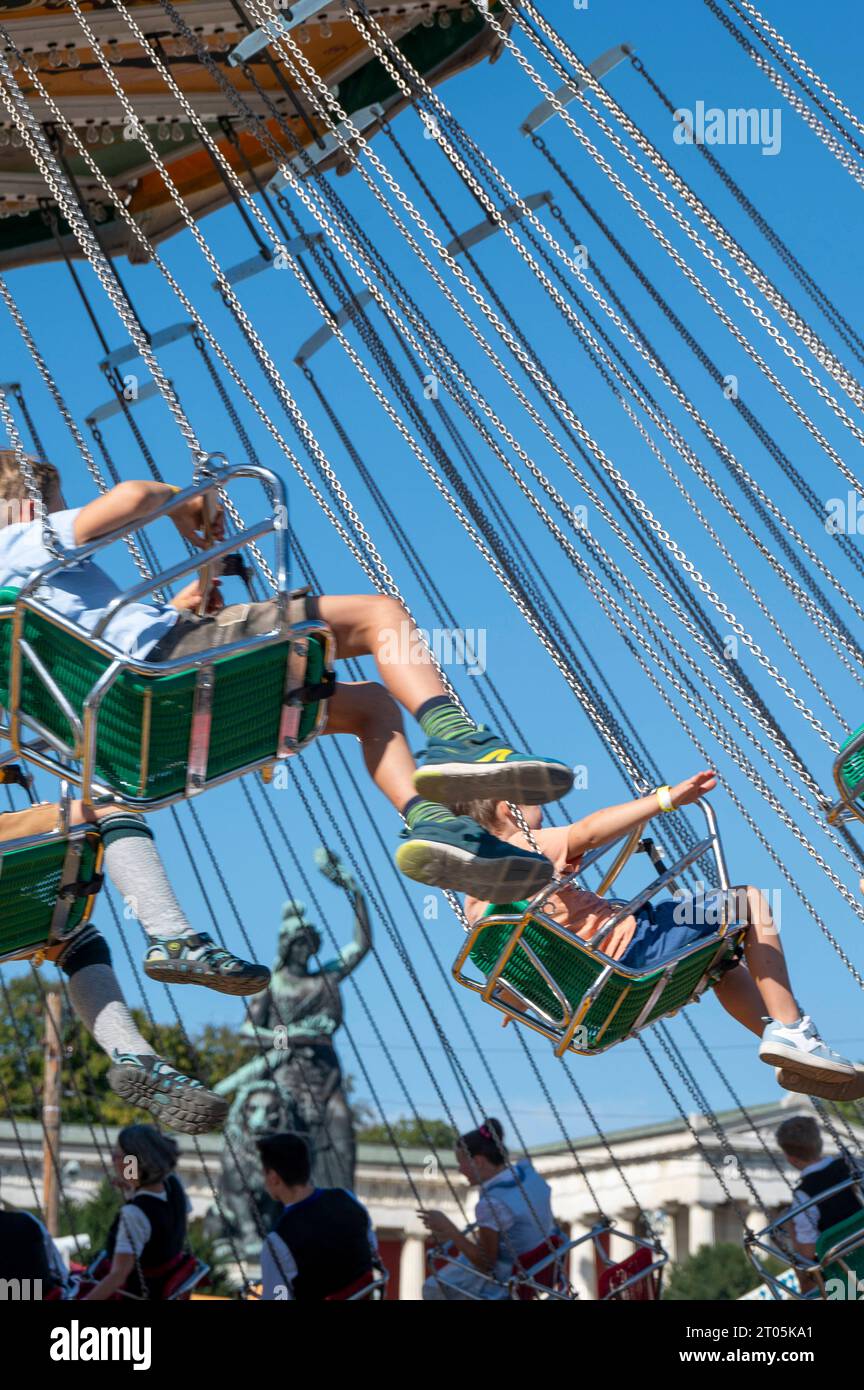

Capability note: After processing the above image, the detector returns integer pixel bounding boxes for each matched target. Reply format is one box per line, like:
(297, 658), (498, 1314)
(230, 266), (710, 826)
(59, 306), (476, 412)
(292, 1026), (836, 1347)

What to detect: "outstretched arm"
(315, 848), (372, 980)
(564, 771), (717, 861)
(73, 480), (222, 550)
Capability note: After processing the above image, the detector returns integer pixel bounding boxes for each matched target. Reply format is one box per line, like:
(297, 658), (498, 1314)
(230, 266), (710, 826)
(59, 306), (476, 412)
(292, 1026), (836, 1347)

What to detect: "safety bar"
(20, 461), (289, 602)
(746, 1173), (864, 1300)
(750, 1172), (864, 1248)
(525, 797), (729, 946)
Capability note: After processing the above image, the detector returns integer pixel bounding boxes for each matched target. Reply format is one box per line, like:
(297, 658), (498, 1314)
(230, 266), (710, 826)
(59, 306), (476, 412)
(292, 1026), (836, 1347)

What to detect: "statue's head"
(276, 899), (322, 971)
(233, 1081), (296, 1139)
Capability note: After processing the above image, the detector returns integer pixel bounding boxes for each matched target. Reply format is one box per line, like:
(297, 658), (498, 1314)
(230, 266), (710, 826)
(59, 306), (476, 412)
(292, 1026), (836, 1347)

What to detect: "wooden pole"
(42, 988), (63, 1236)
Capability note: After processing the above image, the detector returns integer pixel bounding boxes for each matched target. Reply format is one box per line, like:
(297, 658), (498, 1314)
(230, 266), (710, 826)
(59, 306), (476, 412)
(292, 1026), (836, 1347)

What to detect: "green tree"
(358, 1114), (458, 1148)
(57, 1178), (119, 1259)
(663, 1243), (764, 1301)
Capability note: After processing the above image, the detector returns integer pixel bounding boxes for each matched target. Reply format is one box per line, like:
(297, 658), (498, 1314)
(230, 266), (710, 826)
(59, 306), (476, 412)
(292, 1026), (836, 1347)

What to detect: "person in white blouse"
(419, 1118), (556, 1300)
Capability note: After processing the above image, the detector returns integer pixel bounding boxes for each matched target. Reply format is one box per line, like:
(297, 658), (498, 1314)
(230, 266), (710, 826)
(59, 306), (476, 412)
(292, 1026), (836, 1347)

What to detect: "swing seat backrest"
(464, 901), (745, 1055)
(0, 823), (102, 967)
(324, 1267), (387, 1300)
(511, 1232), (566, 1300)
(0, 590), (333, 807)
(158, 1253), (209, 1301)
(597, 1245), (659, 1301)
(815, 1207), (864, 1297)
(838, 724), (864, 805)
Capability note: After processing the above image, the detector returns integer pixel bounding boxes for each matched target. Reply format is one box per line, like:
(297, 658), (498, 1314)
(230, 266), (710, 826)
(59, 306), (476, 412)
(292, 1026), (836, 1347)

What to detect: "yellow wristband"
(165, 484), (181, 495)
(655, 785), (675, 813)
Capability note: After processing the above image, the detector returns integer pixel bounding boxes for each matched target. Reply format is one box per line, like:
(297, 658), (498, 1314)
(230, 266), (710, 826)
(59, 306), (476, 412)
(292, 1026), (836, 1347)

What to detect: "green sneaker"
(108, 1052), (228, 1135)
(143, 932), (271, 997)
(413, 729), (573, 807)
(395, 815), (554, 897)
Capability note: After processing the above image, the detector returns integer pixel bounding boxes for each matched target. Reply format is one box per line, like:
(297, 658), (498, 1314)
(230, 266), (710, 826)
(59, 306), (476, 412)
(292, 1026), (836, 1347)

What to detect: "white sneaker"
(759, 1015), (856, 1086)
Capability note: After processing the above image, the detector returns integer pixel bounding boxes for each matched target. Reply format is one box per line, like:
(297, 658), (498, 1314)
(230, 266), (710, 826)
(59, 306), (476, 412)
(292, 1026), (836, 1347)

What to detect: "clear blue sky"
(4, 1), (864, 1167)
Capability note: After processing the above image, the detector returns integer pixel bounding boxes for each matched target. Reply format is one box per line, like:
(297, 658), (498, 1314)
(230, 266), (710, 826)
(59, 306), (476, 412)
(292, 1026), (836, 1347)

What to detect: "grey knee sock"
(66, 963), (155, 1059)
(99, 812), (192, 942)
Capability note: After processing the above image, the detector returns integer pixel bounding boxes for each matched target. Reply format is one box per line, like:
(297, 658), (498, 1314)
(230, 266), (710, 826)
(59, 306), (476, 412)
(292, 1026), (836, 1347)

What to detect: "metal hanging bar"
(520, 43), (629, 135)
(228, 0), (332, 68)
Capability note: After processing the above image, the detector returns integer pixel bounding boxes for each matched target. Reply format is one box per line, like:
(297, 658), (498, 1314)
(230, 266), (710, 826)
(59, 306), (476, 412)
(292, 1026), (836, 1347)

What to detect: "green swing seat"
(815, 1207), (864, 1300)
(825, 722), (864, 827)
(0, 587), (334, 809)
(0, 822), (103, 967)
(835, 724), (864, 813)
(459, 899), (745, 1057)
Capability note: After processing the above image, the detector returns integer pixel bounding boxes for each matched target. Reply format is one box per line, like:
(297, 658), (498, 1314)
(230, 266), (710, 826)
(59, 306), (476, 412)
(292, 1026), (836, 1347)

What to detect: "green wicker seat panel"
(470, 904), (736, 1051)
(0, 599), (328, 801)
(0, 835), (99, 960)
(642, 938), (736, 1026)
(839, 723), (864, 800)
(815, 1208), (864, 1297)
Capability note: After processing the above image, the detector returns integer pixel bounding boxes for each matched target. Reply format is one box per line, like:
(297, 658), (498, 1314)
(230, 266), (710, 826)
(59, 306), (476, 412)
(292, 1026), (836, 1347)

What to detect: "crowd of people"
(1, 1114), (860, 1301)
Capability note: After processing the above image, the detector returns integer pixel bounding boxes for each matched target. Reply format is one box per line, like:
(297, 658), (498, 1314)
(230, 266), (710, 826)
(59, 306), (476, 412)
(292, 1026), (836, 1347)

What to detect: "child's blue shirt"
(0, 507), (178, 659)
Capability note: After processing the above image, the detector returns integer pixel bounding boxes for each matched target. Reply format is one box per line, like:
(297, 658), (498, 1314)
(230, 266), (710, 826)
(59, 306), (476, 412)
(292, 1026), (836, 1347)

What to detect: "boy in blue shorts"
(458, 774), (864, 1100)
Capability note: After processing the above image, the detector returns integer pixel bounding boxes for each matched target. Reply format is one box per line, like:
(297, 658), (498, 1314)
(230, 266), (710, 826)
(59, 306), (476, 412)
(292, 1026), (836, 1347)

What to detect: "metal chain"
(5, 39), (380, 602)
(446, 137), (858, 716)
(734, 0), (864, 142)
(0, 274), (154, 582)
(279, 764), (544, 1265)
(201, 3), (864, 911)
(650, 1029), (769, 1220)
(535, 168), (864, 694)
(0, 380), (61, 556)
(483, 0), (864, 481)
(340, 4), (862, 750)
(704, 0), (864, 184)
(452, 10), (864, 487)
(498, 0), (864, 411)
(680, 1012), (796, 1193)
(139, 0), (652, 784)
(10, 382), (48, 460)
(627, 51), (864, 371)
(565, 541), (864, 981)
(382, 108), (845, 736)
(0, 33), (207, 475)
(191, 0), (860, 820)
(92, 0), (423, 608)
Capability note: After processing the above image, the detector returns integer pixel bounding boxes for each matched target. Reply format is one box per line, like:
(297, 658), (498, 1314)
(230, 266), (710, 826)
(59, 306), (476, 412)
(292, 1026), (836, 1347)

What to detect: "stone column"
(399, 1233), (428, 1302)
(567, 1217), (599, 1300)
(608, 1210), (637, 1264)
(688, 1202), (716, 1255)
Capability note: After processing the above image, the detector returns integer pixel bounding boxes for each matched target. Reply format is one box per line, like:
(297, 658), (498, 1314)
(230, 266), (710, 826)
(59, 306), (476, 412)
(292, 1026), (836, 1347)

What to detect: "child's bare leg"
(727, 885), (863, 1095)
(324, 679), (417, 812)
(315, 594), (443, 714)
(738, 886), (799, 1025)
(313, 593), (572, 809)
(323, 679), (555, 897)
(713, 962), (765, 1036)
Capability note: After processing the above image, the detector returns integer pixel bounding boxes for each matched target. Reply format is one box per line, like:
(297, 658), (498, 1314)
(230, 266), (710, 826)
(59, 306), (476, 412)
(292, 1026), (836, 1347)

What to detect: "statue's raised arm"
(314, 847), (372, 979)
